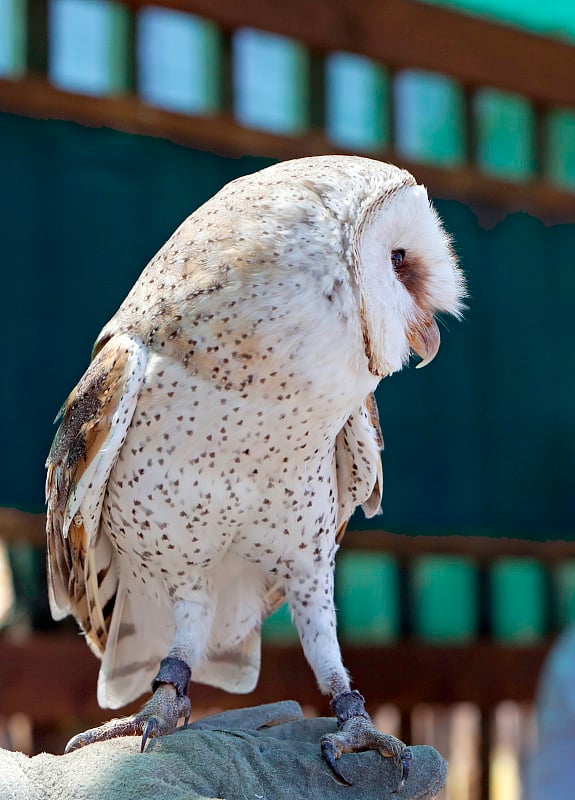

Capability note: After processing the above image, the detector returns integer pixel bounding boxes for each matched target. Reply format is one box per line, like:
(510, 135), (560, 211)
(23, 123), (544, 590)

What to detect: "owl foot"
(321, 690), (412, 791)
(65, 657), (192, 754)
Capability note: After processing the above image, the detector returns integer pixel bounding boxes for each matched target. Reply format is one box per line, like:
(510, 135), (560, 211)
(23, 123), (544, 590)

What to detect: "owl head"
(231, 155), (465, 379)
(352, 168), (465, 377)
(109, 155), (464, 382)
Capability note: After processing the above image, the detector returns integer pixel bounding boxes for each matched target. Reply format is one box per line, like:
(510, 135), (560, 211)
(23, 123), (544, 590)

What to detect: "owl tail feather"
(97, 575), (173, 709)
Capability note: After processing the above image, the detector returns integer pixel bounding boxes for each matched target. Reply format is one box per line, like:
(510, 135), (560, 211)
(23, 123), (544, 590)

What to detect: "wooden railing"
(1, 0), (575, 220)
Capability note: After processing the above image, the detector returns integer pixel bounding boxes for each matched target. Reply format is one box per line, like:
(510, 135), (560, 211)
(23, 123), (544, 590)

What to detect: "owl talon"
(324, 690), (411, 790)
(321, 736), (353, 785)
(65, 730), (94, 754)
(141, 717), (159, 752)
(397, 748), (413, 790)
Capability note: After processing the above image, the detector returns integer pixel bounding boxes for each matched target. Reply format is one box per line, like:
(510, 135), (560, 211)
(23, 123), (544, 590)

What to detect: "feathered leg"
(286, 566), (411, 790)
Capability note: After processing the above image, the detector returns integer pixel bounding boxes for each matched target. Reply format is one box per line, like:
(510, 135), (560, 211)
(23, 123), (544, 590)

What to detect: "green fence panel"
(412, 556), (477, 642)
(0, 0), (25, 77)
(474, 88), (535, 180)
(48, 0), (132, 96)
(394, 70), (466, 167)
(325, 52), (389, 152)
(261, 602), (299, 643)
(491, 558), (545, 642)
(233, 28), (309, 134)
(335, 552), (399, 644)
(137, 7), (221, 114)
(546, 110), (575, 192)
(553, 561), (575, 629)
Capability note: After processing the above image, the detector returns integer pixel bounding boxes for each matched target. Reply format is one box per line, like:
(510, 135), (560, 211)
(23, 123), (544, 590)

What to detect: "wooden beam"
(0, 508), (45, 548)
(120, 0), (575, 109)
(343, 529), (575, 564)
(1, 77), (575, 222)
(4, 507), (575, 562)
(0, 633), (551, 724)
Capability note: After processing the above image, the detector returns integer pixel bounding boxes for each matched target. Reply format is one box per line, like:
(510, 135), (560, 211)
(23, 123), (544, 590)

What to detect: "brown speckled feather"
(46, 334), (147, 656)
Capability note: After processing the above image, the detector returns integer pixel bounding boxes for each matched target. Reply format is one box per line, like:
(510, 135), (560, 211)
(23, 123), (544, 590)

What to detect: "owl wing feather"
(257, 393), (383, 627)
(363, 391), (385, 513)
(45, 333), (147, 656)
(335, 392), (384, 544)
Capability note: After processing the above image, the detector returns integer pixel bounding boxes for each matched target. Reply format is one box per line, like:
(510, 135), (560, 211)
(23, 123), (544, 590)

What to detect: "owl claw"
(398, 748), (413, 790)
(141, 717), (159, 752)
(323, 690), (411, 790)
(322, 723), (411, 791)
(64, 730), (94, 754)
(321, 737), (353, 785)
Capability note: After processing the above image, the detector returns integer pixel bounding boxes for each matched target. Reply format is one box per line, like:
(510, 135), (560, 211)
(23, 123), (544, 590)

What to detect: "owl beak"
(409, 316), (440, 369)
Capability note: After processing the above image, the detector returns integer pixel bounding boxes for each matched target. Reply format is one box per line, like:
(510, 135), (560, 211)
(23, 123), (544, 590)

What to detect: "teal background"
(420, 0), (575, 44)
(1, 111), (574, 541)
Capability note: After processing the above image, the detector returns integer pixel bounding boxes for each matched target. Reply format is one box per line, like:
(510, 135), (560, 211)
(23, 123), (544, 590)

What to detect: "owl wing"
(335, 392), (384, 543)
(45, 333), (147, 656)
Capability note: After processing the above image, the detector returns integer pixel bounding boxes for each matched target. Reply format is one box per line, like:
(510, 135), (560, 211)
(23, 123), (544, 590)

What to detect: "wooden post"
(25, 0), (48, 76)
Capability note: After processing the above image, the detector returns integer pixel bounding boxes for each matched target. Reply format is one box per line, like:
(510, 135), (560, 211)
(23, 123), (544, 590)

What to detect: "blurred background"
(1, 1), (575, 798)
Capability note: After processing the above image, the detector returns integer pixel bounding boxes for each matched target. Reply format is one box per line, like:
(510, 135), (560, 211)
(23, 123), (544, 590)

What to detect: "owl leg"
(65, 594), (213, 753)
(286, 569), (411, 790)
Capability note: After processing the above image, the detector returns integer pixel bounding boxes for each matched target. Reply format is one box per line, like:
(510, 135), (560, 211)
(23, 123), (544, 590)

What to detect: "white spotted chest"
(101, 288), (377, 601)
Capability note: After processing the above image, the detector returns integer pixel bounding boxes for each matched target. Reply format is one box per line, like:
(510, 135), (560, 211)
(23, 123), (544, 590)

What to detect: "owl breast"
(101, 271), (377, 601)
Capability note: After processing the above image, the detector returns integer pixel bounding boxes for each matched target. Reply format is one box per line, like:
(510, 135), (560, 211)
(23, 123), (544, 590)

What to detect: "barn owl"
(46, 155), (464, 786)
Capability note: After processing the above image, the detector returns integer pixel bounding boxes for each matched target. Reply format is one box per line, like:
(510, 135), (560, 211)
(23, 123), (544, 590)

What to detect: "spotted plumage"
(46, 156), (464, 778)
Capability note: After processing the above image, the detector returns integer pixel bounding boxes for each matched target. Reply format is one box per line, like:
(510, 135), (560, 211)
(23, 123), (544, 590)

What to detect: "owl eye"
(391, 249), (406, 272)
